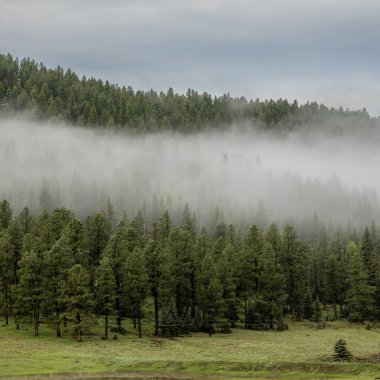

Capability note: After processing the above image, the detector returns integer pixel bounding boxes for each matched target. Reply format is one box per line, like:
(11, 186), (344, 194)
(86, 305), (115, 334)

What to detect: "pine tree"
(333, 338), (353, 361)
(14, 250), (44, 336)
(144, 240), (163, 336)
(160, 229), (193, 319)
(0, 200), (12, 230)
(280, 224), (306, 321)
(87, 105), (98, 127)
(122, 247), (148, 338)
(59, 264), (94, 341)
(360, 227), (378, 286)
(197, 252), (224, 335)
(160, 298), (180, 337)
(0, 231), (14, 324)
(96, 256), (116, 339)
(303, 289), (313, 320)
(43, 236), (74, 337)
(346, 252), (375, 322)
(102, 223), (130, 330)
(237, 225), (263, 327)
(324, 254), (340, 319)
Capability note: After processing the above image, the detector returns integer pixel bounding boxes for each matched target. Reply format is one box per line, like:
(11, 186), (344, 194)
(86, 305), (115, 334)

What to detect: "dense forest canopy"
(0, 53), (377, 134)
(0, 201), (379, 340)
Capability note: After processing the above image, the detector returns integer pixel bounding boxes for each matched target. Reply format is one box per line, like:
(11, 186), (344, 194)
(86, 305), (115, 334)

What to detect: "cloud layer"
(1, 119), (379, 231)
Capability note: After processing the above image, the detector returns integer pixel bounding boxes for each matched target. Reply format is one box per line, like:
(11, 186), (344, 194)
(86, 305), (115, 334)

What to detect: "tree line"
(0, 53), (375, 133)
(0, 199), (379, 341)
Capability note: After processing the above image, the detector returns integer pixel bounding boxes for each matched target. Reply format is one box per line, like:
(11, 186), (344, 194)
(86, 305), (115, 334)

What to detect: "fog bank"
(1, 119), (379, 230)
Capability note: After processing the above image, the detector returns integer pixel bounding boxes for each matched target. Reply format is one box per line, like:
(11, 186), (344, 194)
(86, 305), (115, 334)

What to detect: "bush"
(333, 338), (353, 361)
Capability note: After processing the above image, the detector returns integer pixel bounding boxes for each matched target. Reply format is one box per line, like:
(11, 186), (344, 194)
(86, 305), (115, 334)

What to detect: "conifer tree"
(324, 254), (341, 320)
(160, 298), (180, 337)
(59, 264), (94, 341)
(346, 252), (375, 322)
(0, 231), (14, 324)
(144, 239), (163, 335)
(237, 225), (264, 327)
(103, 223), (131, 330)
(160, 229), (193, 319)
(0, 200), (12, 230)
(96, 256), (116, 339)
(43, 236), (74, 337)
(122, 247), (148, 338)
(280, 224), (306, 321)
(333, 338), (352, 361)
(14, 250), (44, 336)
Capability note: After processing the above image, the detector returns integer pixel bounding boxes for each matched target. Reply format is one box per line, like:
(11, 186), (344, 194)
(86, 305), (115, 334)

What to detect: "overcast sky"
(1, 0), (380, 115)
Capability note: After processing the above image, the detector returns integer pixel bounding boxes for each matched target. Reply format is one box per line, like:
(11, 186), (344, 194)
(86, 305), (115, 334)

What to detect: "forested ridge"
(0, 199), (379, 341)
(0, 53), (376, 132)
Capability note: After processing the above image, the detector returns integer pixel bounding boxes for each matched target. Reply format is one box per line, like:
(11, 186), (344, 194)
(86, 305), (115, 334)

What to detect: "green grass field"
(1, 319), (380, 379)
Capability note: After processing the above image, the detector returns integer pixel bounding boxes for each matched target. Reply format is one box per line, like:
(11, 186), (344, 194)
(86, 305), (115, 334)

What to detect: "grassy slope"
(0, 320), (379, 379)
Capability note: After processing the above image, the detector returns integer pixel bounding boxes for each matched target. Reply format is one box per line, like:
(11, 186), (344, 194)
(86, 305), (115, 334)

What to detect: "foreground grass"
(0, 320), (379, 379)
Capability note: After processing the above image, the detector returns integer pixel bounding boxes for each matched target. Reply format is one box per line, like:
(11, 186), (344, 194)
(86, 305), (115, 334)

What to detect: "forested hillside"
(0, 53), (376, 132)
(0, 199), (379, 341)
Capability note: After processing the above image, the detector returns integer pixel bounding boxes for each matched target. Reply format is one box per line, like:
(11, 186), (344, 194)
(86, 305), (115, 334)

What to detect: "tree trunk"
(137, 303), (142, 338)
(244, 299), (247, 328)
(269, 306), (274, 330)
(291, 304), (296, 322)
(105, 314), (108, 339)
(56, 309), (61, 337)
(116, 315), (122, 331)
(333, 300), (338, 320)
(76, 312), (82, 342)
(133, 317), (137, 330)
(154, 295), (159, 336)
(34, 311), (39, 336)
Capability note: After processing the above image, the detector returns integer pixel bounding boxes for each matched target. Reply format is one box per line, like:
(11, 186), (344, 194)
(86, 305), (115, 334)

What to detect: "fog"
(1, 119), (379, 231)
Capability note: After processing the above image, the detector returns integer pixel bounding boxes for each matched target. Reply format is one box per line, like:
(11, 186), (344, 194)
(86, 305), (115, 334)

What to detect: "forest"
(0, 53), (376, 134)
(0, 199), (379, 342)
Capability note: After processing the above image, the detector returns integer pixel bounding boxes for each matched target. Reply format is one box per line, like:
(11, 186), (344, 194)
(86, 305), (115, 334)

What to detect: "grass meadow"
(0, 319), (379, 379)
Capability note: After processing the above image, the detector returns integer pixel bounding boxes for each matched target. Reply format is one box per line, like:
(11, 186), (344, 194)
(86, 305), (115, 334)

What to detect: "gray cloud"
(1, 0), (380, 114)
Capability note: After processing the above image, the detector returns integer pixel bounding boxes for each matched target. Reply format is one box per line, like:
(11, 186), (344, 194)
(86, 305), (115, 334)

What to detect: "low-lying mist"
(1, 118), (379, 231)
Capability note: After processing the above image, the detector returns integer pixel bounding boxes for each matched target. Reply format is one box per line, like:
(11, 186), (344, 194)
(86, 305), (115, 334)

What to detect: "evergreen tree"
(346, 252), (375, 322)
(144, 239), (163, 336)
(14, 250), (44, 336)
(96, 256), (116, 339)
(43, 236), (74, 337)
(59, 264), (94, 341)
(160, 298), (181, 337)
(160, 229), (193, 319)
(237, 225), (264, 327)
(324, 255), (341, 320)
(280, 224), (306, 321)
(122, 247), (148, 338)
(0, 200), (12, 230)
(0, 231), (14, 324)
(333, 338), (353, 361)
(360, 227), (378, 286)
(197, 252), (224, 335)
(102, 223), (131, 330)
